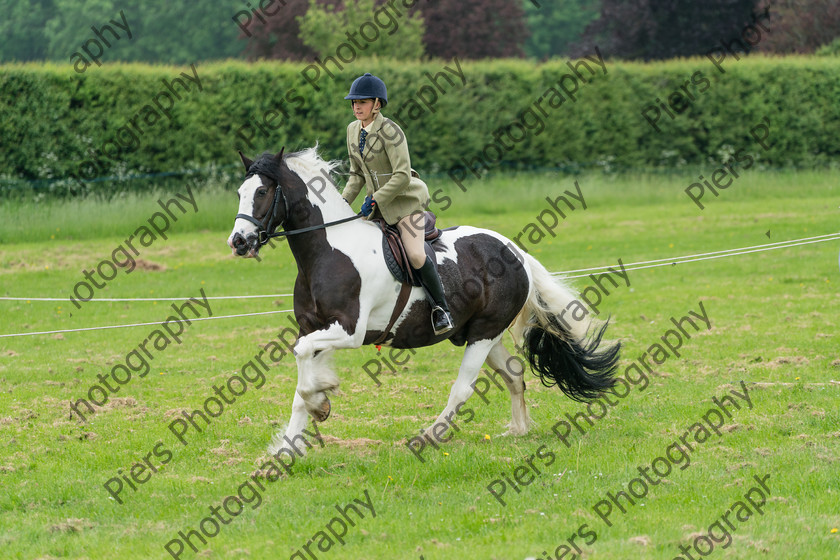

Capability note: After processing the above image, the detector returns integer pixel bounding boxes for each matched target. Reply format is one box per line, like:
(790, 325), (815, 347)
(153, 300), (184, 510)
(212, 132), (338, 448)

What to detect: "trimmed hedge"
(1, 55), (838, 194)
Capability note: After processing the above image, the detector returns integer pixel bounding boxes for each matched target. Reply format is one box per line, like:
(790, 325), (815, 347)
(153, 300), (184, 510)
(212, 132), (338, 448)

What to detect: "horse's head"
(227, 148), (287, 258)
(228, 146), (352, 259)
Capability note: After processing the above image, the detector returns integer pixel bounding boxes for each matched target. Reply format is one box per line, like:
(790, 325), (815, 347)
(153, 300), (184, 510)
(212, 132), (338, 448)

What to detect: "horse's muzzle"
(230, 232), (259, 258)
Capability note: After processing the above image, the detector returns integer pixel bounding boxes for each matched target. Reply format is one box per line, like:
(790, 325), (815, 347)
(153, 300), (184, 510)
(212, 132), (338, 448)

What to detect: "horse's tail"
(511, 253), (620, 402)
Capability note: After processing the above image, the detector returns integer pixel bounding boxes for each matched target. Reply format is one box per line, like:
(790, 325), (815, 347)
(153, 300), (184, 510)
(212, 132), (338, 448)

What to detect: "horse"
(227, 147), (621, 456)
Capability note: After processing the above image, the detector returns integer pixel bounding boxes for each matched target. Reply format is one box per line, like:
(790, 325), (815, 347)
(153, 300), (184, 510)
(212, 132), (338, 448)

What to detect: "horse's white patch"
(284, 148), (419, 335)
(227, 174), (263, 245)
(294, 321), (356, 358)
(327, 219), (421, 334)
(295, 323), (346, 397)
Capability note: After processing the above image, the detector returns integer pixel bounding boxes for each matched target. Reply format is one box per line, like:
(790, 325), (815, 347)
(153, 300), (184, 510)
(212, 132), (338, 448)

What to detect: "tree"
(243, 0), (317, 61)
(122, 1), (245, 63)
(572, 0), (763, 60)
(0, 0), (55, 62)
(30, 0), (245, 64)
(413, 0), (529, 59)
(298, 0), (425, 59)
(755, 0), (840, 53)
(44, 0), (117, 63)
(523, 0), (601, 60)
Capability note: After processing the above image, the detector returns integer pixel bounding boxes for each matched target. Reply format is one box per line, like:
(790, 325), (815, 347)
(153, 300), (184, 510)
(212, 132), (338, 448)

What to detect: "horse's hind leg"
(486, 340), (531, 436)
(424, 337), (498, 438)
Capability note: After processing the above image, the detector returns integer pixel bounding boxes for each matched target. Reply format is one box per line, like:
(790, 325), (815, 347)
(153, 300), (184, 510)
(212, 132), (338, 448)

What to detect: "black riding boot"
(416, 256), (454, 335)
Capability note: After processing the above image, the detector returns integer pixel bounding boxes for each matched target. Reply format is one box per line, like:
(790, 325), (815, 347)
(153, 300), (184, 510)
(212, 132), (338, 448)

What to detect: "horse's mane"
(284, 145), (343, 195)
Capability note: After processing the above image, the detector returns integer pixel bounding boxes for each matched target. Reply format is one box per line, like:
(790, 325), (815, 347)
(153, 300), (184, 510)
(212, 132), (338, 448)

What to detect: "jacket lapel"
(352, 118), (375, 188)
(362, 112), (385, 159)
(353, 113), (387, 193)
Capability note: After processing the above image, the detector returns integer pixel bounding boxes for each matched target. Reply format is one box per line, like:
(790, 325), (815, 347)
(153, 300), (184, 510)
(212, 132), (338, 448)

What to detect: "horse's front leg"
(273, 321), (362, 454)
(268, 390), (315, 457)
(294, 321), (364, 417)
(294, 345), (339, 422)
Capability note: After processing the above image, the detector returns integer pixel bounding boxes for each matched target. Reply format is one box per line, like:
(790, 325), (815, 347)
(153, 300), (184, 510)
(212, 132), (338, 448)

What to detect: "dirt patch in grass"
(765, 356), (810, 368)
(187, 476), (212, 484)
(134, 259), (166, 271)
(628, 535), (651, 546)
(748, 381), (837, 390)
(320, 435), (384, 449)
(49, 518), (95, 533)
(61, 396), (145, 424)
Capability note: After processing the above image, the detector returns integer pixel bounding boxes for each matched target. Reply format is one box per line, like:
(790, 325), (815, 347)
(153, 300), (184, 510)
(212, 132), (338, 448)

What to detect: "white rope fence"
(0, 294), (293, 302)
(1, 233), (836, 338)
(0, 310), (295, 339)
(557, 232), (840, 279)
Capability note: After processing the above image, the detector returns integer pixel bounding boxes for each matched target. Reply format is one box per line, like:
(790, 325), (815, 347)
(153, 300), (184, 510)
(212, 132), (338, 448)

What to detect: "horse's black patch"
(386, 231), (529, 349)
(252, 152), (362, 338)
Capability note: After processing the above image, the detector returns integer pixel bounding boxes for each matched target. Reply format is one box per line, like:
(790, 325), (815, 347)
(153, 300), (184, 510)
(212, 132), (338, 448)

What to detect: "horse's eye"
(257, 188), (267, 197)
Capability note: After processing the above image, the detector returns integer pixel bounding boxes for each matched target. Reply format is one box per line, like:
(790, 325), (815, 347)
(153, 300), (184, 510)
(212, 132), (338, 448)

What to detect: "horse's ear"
(274, 147), (285, 162)
(238, 151), (253, 171)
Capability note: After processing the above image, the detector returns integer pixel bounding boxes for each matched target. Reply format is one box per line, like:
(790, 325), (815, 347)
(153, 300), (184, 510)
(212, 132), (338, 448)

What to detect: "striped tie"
(359, 129), (367, 156)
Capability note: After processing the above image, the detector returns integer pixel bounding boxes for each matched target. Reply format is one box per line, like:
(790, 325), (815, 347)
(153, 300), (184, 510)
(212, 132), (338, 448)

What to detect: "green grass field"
(0, 169), (838, 560)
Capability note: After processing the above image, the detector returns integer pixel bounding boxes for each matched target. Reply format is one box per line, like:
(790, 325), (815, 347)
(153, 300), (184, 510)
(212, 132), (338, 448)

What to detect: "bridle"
(234, 158), (363, 247)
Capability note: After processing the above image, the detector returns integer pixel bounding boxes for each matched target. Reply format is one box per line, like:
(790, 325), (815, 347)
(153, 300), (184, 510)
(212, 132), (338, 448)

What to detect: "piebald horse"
(227, 147), (620, 456)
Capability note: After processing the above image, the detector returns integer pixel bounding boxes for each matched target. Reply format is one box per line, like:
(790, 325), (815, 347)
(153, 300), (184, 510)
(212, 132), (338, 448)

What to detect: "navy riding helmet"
(344, 73), (388, 107)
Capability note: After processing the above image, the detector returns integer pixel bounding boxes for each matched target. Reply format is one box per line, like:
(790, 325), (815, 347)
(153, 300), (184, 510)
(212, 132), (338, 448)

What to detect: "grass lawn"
(0, 168), (838, 560)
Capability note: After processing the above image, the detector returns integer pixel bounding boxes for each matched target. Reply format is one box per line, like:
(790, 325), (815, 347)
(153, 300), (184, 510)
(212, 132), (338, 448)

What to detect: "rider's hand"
(361, 196), (376, 217)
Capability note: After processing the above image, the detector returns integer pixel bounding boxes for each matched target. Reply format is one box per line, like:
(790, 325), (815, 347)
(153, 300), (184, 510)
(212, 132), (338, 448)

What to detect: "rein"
(235, 169), (363, 246)
(261, 213), (363, 242)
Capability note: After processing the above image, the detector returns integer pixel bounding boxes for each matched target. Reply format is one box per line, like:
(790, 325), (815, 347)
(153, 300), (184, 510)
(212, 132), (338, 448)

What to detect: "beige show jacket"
(342, 112), (430, 224)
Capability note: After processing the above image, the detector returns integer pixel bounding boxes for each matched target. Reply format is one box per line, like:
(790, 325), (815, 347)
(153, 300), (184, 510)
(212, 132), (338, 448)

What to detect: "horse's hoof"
(313, 397), (331, 422)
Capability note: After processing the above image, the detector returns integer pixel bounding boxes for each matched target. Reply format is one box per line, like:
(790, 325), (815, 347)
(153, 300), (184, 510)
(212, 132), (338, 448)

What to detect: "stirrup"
(431, 305), (454, 335)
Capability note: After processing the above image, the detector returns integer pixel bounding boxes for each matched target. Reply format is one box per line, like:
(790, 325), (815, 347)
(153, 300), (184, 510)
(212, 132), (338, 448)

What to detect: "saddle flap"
(373, 211), (442, 286)
(423, 211), (441, 242)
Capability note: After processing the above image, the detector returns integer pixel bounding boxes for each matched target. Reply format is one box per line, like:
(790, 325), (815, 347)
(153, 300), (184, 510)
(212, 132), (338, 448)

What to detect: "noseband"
(234, 162), (362, 247)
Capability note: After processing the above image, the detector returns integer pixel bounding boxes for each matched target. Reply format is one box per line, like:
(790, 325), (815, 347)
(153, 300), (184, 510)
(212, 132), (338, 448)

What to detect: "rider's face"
(352, 99), (379, 125)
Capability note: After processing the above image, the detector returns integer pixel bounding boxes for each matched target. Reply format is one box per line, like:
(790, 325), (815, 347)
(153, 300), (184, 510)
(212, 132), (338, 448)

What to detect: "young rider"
(341, 73), (454, 335)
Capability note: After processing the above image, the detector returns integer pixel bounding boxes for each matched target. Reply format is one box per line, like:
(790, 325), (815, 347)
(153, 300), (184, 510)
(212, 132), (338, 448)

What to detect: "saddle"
(368, 211), (443, 345)
(370, 211), (442, 287)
